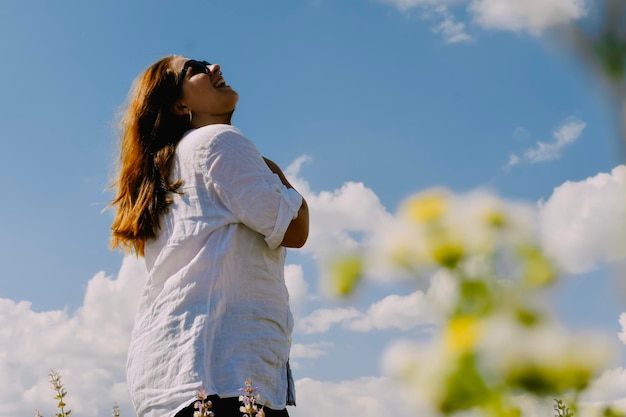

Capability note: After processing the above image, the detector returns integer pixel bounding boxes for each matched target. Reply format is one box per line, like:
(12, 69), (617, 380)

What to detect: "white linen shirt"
(126, 124), (302, 417)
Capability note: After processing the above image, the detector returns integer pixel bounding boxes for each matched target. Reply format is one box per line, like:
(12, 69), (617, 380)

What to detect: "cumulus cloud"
(2, 157), (396, 417)
(345, 291), (434, 332)
(539, 165), (626, 274)
(291, 342), (334, 364)
(0, 255), (146, 417)
(296, 279), (448, 334)
(286, 157), (393, 259)
(581, 367), (626, 413)
(377, 0), (588, 41)
(507, 118), (586, 168)
(290, 376), (415, 417)
(291, 342), (333, 359)
(285, 264), (309, 315)
(8, 156), (626, 417)
(290, 342), (334, 370)
(1, 265), (416, 417)
(586, 366), (626, 401)
(296, 307), (362, 334)
(287, 160), (440, 335)
(618, 313), (626, 345)
(469, 0), (588, 35)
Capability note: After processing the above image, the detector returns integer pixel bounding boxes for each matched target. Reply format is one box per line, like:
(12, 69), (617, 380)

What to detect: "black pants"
(174, 395), (289, 417)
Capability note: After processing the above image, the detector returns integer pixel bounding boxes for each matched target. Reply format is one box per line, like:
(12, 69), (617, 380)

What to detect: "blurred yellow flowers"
(327, 187), (615, 417)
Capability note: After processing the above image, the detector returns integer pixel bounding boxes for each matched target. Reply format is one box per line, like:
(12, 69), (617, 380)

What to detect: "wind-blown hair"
(109, 56), (189, 256)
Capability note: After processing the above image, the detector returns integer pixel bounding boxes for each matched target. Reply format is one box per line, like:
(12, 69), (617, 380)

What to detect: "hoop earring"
(188, 111), (193, 123)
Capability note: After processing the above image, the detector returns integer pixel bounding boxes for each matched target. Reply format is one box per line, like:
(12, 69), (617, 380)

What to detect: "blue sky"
(1, 1), (625, 416)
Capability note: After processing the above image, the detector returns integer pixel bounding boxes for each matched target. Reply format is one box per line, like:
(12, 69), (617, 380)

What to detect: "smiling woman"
(170, 57), (240, 128)
(108, 56), (309, 417)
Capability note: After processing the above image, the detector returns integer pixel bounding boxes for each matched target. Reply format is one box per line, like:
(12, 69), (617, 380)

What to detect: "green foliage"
(48, 370), (71, 417)
(440, 354), (490, 414)
(37, 370), (121, 417)
(36, 372), (263, 417)
(594, 31), (626, 83)
(455, 279), (493, 317)
(603, 406), (626, 417)
(554, 398), (574, 417)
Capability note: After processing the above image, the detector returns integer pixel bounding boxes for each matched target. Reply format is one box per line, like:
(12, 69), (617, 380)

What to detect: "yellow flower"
(518, 245), (556, 287)
(432, 241), (464, 269)
(400, 190), (449, 224)
(484, 209), (506, 229)
(329, 255), (363, 296)
(445, 316), (481, 355)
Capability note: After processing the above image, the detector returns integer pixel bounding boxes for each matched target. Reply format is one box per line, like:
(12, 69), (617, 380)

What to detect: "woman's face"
(172, 56), (239, 125)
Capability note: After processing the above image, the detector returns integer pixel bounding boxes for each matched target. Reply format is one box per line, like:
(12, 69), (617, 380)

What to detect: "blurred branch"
(555, 0), (626, 155)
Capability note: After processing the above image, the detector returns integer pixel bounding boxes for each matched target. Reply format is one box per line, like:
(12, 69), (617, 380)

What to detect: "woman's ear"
(171, 100), (188, 116)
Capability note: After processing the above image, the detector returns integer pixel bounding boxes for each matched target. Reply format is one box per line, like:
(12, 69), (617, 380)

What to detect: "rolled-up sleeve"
(205, 131), (303, 249)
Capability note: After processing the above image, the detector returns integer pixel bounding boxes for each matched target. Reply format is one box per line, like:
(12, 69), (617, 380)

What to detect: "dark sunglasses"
(177, 60), (212, 85)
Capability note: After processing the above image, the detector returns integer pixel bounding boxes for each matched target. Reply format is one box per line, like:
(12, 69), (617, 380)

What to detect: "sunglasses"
(177, 60), (212, 85)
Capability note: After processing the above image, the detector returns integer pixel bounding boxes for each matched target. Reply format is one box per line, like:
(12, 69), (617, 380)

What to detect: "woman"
(109, 56), (309, 417)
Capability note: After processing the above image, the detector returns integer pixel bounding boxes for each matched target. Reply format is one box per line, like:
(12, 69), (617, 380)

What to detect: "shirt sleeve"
(203, 130), (303, 250)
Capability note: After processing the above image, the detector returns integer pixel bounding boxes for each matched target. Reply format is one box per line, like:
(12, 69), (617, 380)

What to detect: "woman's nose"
(208, 63), (220, 74)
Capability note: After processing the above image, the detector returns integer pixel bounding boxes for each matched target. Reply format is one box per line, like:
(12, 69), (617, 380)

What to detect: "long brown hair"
(109, 56), (188, 256)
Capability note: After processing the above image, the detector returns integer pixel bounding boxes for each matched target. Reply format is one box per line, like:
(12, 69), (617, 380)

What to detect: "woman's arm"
(264, 157), (309, 248)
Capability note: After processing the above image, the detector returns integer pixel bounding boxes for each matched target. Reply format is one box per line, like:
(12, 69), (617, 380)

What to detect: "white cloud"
(376, 0), (447, 12)
(286, 157), (393, 259)
(618, 313), (626, 345)
(296, 284), (444, 334)
(346, 291), (434, 331)
(376, 1), (472, 43)
(309, 181), (392, 249)
(526, 118), (586, 162)
(7, 156), (626, 417)
(431, 6), (473, 43)
(585, 366), (626, 402)
(0, 255), (146, 417)
(580, 367), (626, 414)
(539, 165), (626, 274)
(507, 153), (521, 167)
(290, 342), (334, 370)
(285, 264), (309, 315)
(285, 155), (312, 180)
(507, 118), (586, 168)
(290, 376), (416, 417)
(2, 156), (396, 417)
(469, 0), (588, 35)
(377, 0), (588, 41)
(296, 307), (362, 334)
(291, 342), (333, 360)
